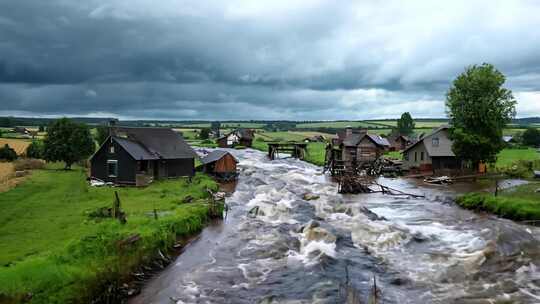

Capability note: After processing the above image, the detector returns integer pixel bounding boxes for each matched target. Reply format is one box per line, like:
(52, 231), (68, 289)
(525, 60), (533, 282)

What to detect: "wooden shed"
(200, 150), (238, 180)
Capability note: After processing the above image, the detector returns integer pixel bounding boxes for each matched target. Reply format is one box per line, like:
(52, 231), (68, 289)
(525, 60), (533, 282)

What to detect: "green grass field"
(296, 121), (391, 129)
(0, 165), (217, 303)
(495, 148), (540, 167)
(456, 183), (540, 222)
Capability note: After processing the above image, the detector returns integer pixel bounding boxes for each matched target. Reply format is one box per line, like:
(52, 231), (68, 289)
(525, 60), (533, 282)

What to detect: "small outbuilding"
(387, 133), (411, 151)
(199, 150), (238, 180)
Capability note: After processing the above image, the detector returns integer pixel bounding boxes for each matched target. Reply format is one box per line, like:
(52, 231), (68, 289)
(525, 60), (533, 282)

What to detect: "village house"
(90, 127), (197, 185)
(331, 127), (390, 167)
(199, 150), (238, 180)
(217, 129), (255, 148)
(387, 133), (411, 151)
(402, 125), (461, 173)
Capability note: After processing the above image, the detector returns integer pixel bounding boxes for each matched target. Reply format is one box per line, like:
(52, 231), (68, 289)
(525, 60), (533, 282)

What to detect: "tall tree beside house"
(199, 128), (210, 140)
(95, 125), (109, 146)
(446, 63), (516, 165)
(26, 141), (44, 159)
(522, 127), (540, 147)
(43, 118), (95, 169)
(396, 112), (415, 135)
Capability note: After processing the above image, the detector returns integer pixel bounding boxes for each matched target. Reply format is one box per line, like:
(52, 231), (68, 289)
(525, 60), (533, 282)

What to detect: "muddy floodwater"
(130, 149), (540, 304)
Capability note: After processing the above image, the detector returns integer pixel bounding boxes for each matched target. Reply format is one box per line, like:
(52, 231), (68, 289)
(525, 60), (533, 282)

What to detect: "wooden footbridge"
(267, 142), (308, 160)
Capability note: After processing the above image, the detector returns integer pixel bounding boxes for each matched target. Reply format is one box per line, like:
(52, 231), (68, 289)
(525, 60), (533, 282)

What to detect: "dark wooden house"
(217, 129), (255, 148)
(325, 127), (390, 174)
(387, 133), (411, 151)
(199, 150), (238, 180)
(90, 127), (197, 185)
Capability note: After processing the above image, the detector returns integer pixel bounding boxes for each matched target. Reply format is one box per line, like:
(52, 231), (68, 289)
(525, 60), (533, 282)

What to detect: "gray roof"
(342, 133), (389, 147)
(113, 136), (159, 160)
(403, 125), (455, 157)
(201, 150), (238, 165)
(111, 127), (197, 159)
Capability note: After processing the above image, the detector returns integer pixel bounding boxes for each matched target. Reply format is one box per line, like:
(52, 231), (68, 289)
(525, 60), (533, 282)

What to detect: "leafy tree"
(43, 118), (95, 169)
(38, 125), (45, 132)
(95, 125), (110, 146)
(396, 112), (415, 135)
(522, 128), (540, 147)
(199, 128), (210, 140)
(26, 141), (44, 159)
(0, 144), (17, 161)
(446, 63), (516, 165)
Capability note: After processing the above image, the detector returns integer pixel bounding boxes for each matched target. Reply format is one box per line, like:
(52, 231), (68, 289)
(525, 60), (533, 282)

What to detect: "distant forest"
(1, 116), (539, 129)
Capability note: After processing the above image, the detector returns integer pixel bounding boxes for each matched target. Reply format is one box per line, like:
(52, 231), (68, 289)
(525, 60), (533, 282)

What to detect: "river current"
(131, 149), (540, 304)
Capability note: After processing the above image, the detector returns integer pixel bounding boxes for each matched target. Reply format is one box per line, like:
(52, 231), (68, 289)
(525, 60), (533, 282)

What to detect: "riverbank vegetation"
(456, 183), (540, 222)
(0, 163), (217, 303)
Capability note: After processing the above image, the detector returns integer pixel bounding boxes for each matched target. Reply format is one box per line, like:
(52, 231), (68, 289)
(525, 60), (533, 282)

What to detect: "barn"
(334, 127), (390, 164)
(90, 127), (197, 185)
(199, 150), (238, 180)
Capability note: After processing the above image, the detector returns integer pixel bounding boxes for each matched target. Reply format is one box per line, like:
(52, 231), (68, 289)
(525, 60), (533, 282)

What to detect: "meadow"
(0, 164), (217, 303)
(456, 182), (540, 222)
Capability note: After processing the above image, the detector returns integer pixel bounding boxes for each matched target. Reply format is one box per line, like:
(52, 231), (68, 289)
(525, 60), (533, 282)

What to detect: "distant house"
(303, 135), (326, 143)
(13, 127), (30, 135)
(332, 127), (390, 165)
(199, 150), (238, 180)
(90, 127), (197, 185)
(217, 129), (255, 148)
(387, 133), (411, 151)
(402, 125), (461, 173)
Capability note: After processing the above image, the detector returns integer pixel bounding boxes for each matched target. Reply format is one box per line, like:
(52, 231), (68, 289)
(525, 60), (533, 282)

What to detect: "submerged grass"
(456, 183), (540, 221)
(0, 165), (217, 303)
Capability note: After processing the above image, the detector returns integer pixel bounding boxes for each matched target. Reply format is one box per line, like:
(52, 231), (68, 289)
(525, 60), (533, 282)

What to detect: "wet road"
(131, 149), (540, 304)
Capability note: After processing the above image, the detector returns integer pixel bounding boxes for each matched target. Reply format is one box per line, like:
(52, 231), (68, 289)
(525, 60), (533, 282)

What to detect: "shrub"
(0, 144), (17, 161)
(13, 158), (46, 171)
(26, 141), (44, 159)
(201, 139), (213, 144)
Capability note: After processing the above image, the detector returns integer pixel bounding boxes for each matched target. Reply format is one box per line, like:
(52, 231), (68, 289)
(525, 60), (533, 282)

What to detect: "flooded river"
(131, 149), (540, 304)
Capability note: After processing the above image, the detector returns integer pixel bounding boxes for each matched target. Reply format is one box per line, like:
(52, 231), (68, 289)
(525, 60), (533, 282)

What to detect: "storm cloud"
(1, 0), (539, 119)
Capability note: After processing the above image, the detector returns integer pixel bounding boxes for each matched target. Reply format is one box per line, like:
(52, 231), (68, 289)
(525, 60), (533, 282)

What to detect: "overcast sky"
(1, 0), (539, 120)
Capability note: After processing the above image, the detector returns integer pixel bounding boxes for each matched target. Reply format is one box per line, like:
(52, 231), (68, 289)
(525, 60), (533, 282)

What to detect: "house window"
(415, 152), (417, 162)
(107, 160), (118, 177)
(432, 137), (439, 147)
(420, 152), (424, 161)
(109, 145), (115, 154)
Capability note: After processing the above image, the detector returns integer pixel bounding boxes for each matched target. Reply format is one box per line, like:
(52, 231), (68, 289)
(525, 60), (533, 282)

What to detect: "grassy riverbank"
(0, 164), (217, 303)
(456, 183), (540, 221)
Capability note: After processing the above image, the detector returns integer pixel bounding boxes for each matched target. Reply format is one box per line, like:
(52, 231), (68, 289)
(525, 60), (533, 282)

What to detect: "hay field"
(0, 138), (31, 155)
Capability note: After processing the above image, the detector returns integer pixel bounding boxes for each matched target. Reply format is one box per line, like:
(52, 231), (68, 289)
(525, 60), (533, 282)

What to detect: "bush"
(255, 137), (265, 142)
(497, 160), (536, 178)
(13, 158), (46, 171)
(0, 144), (17, 161)
(201, 139), (213, 144)
(26, 141), (44, 159)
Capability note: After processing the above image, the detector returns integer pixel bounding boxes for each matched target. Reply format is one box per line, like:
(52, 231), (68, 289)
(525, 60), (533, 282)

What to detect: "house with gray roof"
(90, 127), (197, 185)
(332, 127), (390, 167)
(402, 125), (461, 172)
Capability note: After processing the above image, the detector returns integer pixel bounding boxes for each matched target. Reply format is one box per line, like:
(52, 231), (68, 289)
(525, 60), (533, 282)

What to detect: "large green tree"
(446, 63), (516, 165)
(396, 112), (415, 135)
(95, 125), (110, 146)
(43, 118), (95, 169)
(522, 127), (540, 147)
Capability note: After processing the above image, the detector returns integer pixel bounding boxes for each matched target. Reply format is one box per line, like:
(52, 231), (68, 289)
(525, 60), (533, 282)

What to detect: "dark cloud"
(0, 0), (539, 119)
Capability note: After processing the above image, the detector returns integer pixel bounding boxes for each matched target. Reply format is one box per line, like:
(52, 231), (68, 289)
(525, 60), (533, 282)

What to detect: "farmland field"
(296, 121), (392, 129)
(495, 148), (540, 167)
(0, 138), (31, 155)
(0, 164), (217, 303)
(0, 162), (14, 181)
(178, 122), (265, 129)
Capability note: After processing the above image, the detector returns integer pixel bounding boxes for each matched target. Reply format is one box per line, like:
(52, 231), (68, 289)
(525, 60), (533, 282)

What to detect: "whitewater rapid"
(131, 149), (540, 304)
